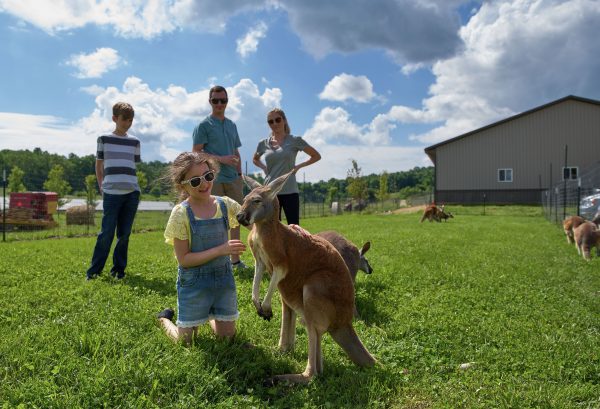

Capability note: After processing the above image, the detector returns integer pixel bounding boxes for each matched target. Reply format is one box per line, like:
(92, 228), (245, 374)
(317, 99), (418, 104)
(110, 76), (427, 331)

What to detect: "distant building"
(424, 95), (600, 204)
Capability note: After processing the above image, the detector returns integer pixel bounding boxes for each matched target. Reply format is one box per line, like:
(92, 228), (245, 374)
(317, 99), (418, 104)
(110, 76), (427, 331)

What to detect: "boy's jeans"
(87, 191), (140, 277)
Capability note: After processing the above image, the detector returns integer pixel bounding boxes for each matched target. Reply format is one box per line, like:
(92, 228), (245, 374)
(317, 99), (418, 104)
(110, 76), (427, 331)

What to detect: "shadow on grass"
(194, 332), (391, 407)
(354, 279), (391, 326)
(119, 273), (175, 297)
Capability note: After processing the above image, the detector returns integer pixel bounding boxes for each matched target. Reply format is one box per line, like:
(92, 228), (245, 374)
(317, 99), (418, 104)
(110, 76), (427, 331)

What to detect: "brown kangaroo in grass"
(236, 172), (376, 385)
(574, 221), (600, 260)
(563, 215), (585, 244)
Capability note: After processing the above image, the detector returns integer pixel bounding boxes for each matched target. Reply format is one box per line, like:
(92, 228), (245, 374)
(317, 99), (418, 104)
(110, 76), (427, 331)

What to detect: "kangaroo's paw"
(264, 373), (312, 386)
(258, 305), (273, 321)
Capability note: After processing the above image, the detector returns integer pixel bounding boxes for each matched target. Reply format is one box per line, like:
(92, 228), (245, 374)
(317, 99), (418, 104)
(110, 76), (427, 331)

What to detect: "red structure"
(10, 192), (58, 220)
(1, 192), (59, 230)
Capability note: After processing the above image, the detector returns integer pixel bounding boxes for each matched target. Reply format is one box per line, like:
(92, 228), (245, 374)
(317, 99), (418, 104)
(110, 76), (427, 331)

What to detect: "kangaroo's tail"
(420, 212), (426, 223)
(329, 325), (376, 367)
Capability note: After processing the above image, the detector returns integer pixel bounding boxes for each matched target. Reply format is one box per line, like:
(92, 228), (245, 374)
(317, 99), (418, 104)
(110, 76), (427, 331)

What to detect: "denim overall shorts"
(176, 198), (239, 327)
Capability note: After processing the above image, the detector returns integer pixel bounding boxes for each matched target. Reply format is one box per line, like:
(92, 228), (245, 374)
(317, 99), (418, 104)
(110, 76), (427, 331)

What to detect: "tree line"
(1, 148), (433, 202)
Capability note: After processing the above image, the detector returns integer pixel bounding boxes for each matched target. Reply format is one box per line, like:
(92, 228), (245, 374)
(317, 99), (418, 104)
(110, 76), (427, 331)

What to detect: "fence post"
(554, 187), (559, 223)
(2, 168), (6, 242)
(577, 178), (581, 217)
(482, 193), (486, 216)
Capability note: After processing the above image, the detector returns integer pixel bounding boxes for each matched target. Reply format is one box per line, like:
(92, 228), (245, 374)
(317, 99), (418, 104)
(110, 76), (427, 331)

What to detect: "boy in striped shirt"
(86, 102), (141, 280)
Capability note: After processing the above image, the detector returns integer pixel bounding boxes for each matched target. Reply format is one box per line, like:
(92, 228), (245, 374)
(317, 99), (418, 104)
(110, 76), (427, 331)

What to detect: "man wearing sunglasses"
(192, 85), (246, 270)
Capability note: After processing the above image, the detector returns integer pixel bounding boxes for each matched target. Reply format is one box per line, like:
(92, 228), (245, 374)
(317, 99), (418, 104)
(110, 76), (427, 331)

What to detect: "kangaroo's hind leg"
(270, 322), (324, 385)
(279, 301), (297, 352)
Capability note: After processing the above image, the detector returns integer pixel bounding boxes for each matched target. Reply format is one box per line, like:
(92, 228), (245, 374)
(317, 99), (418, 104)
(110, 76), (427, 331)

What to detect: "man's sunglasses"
(210, 98), (228, 105)
(181, 171), (216, 188)
(267, 117), (283, 125)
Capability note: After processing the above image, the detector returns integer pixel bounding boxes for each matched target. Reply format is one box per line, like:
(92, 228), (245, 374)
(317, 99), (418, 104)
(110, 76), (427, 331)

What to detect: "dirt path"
(389, 205), (426, 214)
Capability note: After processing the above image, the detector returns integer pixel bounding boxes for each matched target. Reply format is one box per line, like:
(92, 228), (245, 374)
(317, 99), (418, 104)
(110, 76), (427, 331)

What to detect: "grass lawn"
(0, 210), (599, 408)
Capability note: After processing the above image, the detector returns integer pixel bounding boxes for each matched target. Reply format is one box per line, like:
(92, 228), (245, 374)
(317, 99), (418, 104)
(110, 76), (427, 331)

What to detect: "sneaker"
(157, 308), (175, 321)
(110, 270), (126, 279)
(86, 272), (100, 281)
(232, 260), (248, 271)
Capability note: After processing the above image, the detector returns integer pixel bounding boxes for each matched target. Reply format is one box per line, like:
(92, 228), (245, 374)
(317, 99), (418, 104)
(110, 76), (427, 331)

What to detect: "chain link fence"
(541, 162), (600, 225)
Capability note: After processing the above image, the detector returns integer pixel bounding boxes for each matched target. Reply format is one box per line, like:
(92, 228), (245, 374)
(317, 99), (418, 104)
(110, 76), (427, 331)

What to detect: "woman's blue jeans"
(87, 191), (140, 277)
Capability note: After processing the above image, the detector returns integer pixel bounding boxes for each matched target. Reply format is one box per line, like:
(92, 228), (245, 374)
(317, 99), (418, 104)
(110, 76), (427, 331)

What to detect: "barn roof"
(424, 95), (600, 163)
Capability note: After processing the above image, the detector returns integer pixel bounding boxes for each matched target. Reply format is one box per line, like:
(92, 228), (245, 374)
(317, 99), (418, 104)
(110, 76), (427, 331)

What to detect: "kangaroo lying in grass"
(315, 231), (372, 318)
(236, 172), (376, 385)
(574, 221), (600, 260)
(563, 215), (586, 244)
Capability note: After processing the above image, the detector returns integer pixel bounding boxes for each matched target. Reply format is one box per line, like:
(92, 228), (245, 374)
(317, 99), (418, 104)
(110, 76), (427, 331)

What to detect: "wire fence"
(541, 162), (600, 225)
(0, 192), (430, 242)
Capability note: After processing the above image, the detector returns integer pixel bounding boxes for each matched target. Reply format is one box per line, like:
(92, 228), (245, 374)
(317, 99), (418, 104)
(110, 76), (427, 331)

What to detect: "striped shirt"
(97, 133), (141, 194)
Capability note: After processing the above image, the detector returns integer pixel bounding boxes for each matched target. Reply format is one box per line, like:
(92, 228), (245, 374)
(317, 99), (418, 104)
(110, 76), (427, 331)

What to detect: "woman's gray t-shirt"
(255, 135), (309, 195)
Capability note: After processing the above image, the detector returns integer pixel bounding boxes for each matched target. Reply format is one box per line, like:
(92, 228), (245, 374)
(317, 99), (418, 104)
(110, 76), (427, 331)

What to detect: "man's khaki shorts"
(211, 177), (244, 204)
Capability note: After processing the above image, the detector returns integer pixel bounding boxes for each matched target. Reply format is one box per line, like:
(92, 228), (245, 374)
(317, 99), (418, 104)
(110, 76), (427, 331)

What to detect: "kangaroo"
(438, 209), (454, 222)
(563, 215), (586, 244)
(574, 221), (600, 260)
(315, 231), (372, 318)
(236, 172), (376, 385)
(420, 204), (440, 223)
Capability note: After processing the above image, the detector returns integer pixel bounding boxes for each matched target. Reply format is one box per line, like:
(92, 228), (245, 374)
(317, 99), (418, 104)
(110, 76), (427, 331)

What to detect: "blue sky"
(1, 0), (600, 182)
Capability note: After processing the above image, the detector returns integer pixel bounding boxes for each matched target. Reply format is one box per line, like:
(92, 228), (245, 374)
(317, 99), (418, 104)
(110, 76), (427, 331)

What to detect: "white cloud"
(1, 0), (466, 65)
(298, 145), (430, 182)
(303, 106), (395, 147)
(1, 76), (283, 165)
(368, 0), (600, 148)
(0, 112), (92, 157)
(66, 47), (122, 79)
(236, 21), (268, 59)
(319, 73), (376, 103)
(0, 0), (179, 38)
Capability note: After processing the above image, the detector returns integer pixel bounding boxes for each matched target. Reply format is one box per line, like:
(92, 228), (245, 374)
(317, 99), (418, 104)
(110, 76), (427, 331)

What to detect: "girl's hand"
(221, 239), (246, 256)
(289, 224), (311, 238)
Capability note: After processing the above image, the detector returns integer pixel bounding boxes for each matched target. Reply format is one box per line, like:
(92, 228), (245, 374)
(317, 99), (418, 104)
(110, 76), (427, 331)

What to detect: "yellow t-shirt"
(164, 196), (241, 247)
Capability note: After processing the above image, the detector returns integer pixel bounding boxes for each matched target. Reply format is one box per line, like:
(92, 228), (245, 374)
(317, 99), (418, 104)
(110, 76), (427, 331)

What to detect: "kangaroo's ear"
(242, 174), (263, 191)
(266, 171), (293, 198)
(360, 241), (371, 256)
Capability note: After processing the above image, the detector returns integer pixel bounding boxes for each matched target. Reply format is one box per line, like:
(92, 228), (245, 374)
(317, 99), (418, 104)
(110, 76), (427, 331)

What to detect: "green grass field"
(1, 210), (599, 408)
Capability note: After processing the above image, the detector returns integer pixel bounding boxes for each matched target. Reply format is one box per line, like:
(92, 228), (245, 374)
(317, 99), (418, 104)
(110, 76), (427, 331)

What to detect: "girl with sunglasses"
(157, 151), (247, 345)
(252, 108), (321, 225)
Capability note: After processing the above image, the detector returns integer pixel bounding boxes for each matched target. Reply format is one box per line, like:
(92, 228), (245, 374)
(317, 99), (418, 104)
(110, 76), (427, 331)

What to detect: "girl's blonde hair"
(166, 151), (220, 202)
(268, 108), (291, 135)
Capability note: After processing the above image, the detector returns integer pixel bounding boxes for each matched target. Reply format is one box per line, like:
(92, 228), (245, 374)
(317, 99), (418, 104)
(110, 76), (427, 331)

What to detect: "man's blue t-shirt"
(192, 115), (241, 183)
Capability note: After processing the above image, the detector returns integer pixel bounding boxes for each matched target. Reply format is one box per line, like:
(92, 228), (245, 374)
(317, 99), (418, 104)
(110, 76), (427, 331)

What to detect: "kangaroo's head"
(358, 241), (373, 274)
(236, 172), (293, 226)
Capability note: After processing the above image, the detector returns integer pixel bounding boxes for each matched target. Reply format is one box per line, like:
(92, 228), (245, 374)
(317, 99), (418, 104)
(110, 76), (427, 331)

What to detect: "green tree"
(346, 159), (368, 204)
(43, 164), (72, 209)
(327, 186), (339, 204)
(137, 170), (148, 194)
(150, 185), (162, 199)
(85, 174), (98, 208)
(377, 171), (389, 202)
(8, 166), (27, 192)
